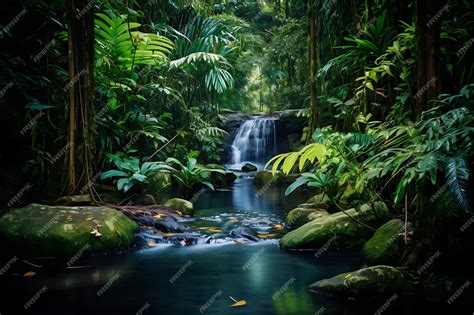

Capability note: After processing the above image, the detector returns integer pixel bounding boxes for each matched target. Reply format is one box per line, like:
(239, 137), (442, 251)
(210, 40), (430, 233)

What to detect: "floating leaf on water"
(209, 229), (222, 233)
(147, 242), (156, 248)
(153, 213), (166, 220)
(257, 234), (267, 239)
(229, 296), (247, 307)
(85, 217), (95, 221)
(23, 271), (36, 277)
(162, 233), (174, 237)
(265, 233), (277, 238)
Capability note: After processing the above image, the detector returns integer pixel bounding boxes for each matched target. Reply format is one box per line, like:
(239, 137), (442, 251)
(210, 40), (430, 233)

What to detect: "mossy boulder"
(286, 208), (329, 228)
(164, 198), (194, 216)
(309, 265), (411, 299)
(0, 203), (139, 257)
(280, 202), (390, 250)
(362, 219), (404, 265)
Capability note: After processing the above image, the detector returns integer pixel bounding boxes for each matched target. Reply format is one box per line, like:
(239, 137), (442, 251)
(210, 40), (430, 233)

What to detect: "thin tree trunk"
(66, 0), (95, 194)
(415, 0), (442, 118)
(308, 0), (319, 134)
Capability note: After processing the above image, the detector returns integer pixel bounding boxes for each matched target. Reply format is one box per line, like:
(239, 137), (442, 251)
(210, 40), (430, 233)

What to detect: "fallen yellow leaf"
(209, 229), (222, 233)
(147, 242), (156, 247)
(257, 234), (267, 239)
(162, 233), (175, 237)
(265, 233), (277, 238)
(23, 271), (36, 277)
(85, 217), (95, 221)
(176, 210), (183, 216)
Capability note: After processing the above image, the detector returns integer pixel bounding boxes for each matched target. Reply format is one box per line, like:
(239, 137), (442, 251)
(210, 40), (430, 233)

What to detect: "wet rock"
(230, 226), (259, 241)
(0, 203), (139, 257)
(133, 213), (190, 233)
(286, 208), (329, 228)
(309, 265), (412, 299)
(362, 219), (405, 265)
(164, 198), (194, 216)
(205, 164), (237, 187)
(241, 163), (258, 172)
(280, 202), (390, 250)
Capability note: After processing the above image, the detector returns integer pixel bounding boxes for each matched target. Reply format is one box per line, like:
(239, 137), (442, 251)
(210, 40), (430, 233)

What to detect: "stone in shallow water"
(309, 265), (412, 299)
(241, 163), (258, 172)
(0, 203), (139, 257)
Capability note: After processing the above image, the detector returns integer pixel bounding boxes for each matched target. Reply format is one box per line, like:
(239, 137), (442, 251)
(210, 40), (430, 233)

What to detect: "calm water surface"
(0, 178), (433, 314)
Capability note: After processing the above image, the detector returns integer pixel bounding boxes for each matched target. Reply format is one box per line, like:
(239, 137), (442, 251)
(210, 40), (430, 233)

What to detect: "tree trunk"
(66, 0), (95, 194)
(415, 0), (442, 118)
(308, 0), (320, 134)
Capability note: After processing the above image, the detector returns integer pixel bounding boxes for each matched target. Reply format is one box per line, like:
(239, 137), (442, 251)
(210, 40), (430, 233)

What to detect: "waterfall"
(229, 117), (278, 170)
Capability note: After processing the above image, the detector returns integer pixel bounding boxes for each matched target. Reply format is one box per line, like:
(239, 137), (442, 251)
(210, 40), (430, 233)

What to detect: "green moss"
(0, 203), (139, 257)
(309, 265), (411, 298)
(362, 219), (404, 265)
(280, 203), (391, 250)
(164, 198), (194, 215)
(286, 208), (329, 228)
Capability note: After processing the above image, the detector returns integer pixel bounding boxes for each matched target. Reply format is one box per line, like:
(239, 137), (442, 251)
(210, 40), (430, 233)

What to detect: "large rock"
(0, 203), (139, 257)
(280, 202), (390, 250)
(205, 164), (237, 187)
(164, 198), (194, 216)
(241, 162), (258, 172)
(286, 208), (329, 228)
(309, 265), (411, 299)
(362, 219), (404, 265)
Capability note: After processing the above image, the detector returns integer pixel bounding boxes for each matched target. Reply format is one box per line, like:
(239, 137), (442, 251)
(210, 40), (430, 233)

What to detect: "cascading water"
(228, 116), (278, 170)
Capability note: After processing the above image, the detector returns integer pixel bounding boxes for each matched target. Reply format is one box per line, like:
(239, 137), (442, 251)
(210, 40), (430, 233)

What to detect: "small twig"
(404, 193), (408, 244)
(22, 260), (42, 268)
